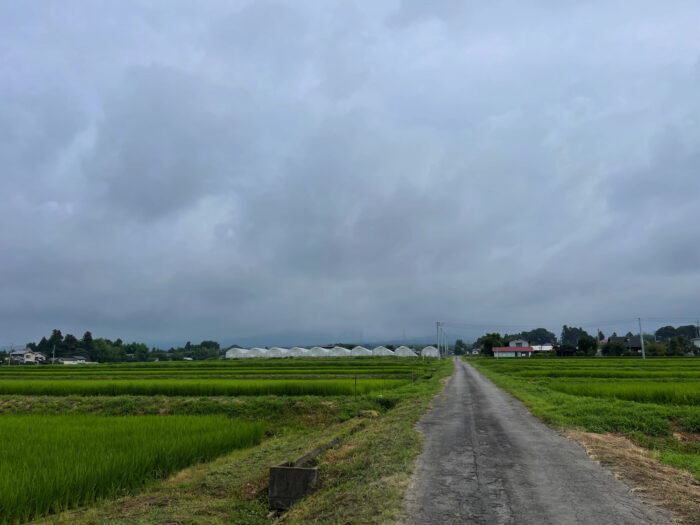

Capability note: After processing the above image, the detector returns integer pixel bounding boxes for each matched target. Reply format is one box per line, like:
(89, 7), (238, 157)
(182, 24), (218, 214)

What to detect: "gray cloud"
(1, 1), (699, 347)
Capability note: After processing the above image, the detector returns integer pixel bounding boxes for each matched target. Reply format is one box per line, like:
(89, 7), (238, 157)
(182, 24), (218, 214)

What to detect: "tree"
(48, 329), (64, 356)
(132, 343), (150, 362)
(668, 336), (692, 356)
(453, 339), (469, 355)
(81, 331), (96, 361)
(36, 337), (50, 354)
(601, 341), (626, 356)
(645, 342), (666, 356)
(62, 334), (79, 356)
(519, 328), (557, 345)
(478, 333), (505, 357)
(150, 349), (169, 361)
(561, 326), (590, 346)
(577, 336), (598, 356)
(677, 325), (699, 339)
(597, 330), (605, 341)
(556, 344), (577, 357)
(642, 333), (655, 344)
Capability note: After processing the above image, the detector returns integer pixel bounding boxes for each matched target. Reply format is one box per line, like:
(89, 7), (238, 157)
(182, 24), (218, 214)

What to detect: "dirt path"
(404, 358), (672, 525)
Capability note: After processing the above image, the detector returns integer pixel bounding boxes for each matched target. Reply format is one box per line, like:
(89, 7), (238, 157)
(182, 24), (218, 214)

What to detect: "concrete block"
(269, 459), (318, 510)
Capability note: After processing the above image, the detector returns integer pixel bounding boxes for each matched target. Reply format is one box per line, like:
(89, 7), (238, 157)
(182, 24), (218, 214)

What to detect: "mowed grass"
(469, 357), (700, 480)
(0, 378), (408, 397)
(0, 415), (264, 524)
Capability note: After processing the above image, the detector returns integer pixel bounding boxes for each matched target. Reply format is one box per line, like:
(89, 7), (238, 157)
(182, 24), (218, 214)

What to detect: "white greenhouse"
(267, 347), (288, 358)
(226, 348), (253, 359)
(351, 346), (372, 356)
(309, 346), (330, 357)
(288, 347), (309, 357)
(373, 346), (395, 356)
(395, 346), (418, 357)
(329, 346), (351, 357)
(421, 346), (439, 358)
(225, 348), (251, 359)
(247, 347), (269, 358)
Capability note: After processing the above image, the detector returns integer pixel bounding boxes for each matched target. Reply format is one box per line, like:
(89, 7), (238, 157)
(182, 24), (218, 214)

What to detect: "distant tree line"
(15, 329), (227, 363)
(471, 324), (699, 357)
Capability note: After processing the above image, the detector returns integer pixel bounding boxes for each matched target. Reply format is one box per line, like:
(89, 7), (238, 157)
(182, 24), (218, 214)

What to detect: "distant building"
(692, 338), (700, 349)
(493, 347), (534, 358)
(608, 335), (642, 352)
(59, 356), (87, 365)
(509, 339), (529, 348)
(10, 349), (46, 364)
(531, 345), (554, 352)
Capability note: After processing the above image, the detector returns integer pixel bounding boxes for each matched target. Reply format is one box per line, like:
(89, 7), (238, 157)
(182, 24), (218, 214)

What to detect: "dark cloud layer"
(1, 1), (699, 346)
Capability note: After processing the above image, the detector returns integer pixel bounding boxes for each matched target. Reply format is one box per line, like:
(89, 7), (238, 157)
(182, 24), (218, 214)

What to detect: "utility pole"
(52, 345), (56, 365)
(441, 328), (445, 357)
(436, 321), (439, 351)
(638, 318), (646, 360)
(436, 321), (441, 359)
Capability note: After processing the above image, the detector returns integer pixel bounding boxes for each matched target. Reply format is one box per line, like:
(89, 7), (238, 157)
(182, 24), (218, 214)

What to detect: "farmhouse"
(10, 349), (46, 364)
(59, 356), (87, 365)
(493, 346), (534, 358)
(509, 339), (529, 347)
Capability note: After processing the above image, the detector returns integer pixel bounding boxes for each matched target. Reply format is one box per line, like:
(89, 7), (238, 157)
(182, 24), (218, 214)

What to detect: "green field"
(0, 377), (408, 397)
(0, 357), (449, 524)
(0, 358), (425, 379)
(469, 357), (700, 480)
(0, 415), (264, 524)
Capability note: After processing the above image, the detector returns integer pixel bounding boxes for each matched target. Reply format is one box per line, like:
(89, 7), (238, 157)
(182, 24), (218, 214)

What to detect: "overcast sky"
(2, 1), (700, 347)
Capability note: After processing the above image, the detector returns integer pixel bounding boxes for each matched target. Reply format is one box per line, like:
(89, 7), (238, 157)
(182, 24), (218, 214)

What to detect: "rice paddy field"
(0, 357), (446, 524)
(0, 415), (265, 524)
(469, 357), (700, 481)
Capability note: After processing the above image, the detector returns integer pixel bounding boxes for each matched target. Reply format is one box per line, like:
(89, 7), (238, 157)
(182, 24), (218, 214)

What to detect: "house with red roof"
(493, 347), (534, 357)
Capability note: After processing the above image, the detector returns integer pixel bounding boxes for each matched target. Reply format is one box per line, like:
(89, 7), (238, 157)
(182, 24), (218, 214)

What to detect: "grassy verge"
(280, 359), (453, 524)
(32, 419), (366, 525)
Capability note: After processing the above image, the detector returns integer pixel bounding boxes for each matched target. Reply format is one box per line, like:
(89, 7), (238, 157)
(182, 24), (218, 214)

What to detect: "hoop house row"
(225, 345), (441, 359)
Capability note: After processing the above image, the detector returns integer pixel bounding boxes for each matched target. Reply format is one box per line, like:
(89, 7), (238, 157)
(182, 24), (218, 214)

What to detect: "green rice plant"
(0, 359), (438, 381)
(0, 415), (264, 524)
(0, 378), (409, 397)
(547, 381), (700, 405)
(513, 369), (700, 379)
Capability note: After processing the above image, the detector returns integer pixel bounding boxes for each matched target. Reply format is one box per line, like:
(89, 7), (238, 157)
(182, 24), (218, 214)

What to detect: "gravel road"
(404, 358), (671, 525)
